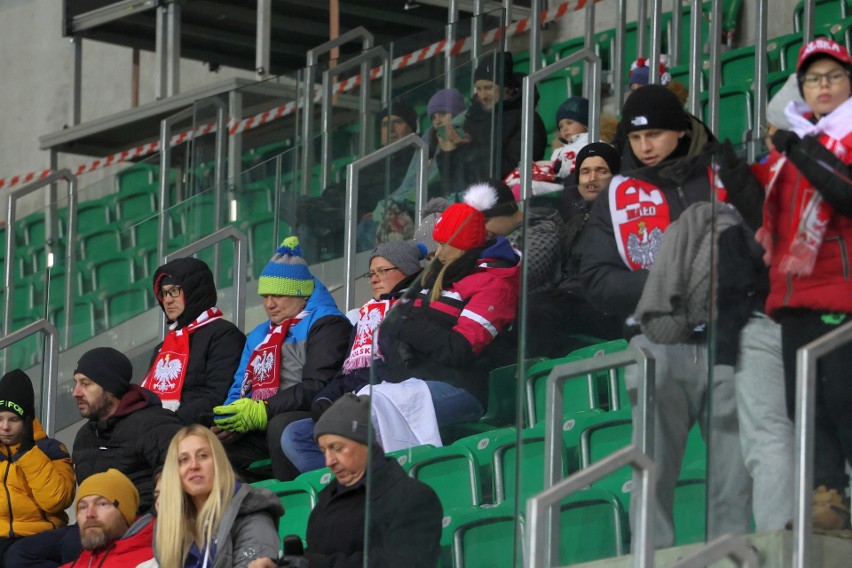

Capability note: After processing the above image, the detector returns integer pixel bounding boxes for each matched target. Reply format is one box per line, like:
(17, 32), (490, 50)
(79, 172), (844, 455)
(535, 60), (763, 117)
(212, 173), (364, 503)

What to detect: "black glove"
(278, 556), (310, 567)
(771, 129), (801, 154)
(18, 416), (35, 455)
(310, 399), (332, 423)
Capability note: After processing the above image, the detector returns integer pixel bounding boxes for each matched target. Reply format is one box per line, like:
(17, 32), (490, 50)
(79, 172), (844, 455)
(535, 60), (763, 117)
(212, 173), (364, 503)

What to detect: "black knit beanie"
(474, 52), (518, 88)
(74, 347), (132, 398)
(386, 102), (419, 135)
(0, 369), (35, 418)
(574, 143), (622, 186)
(314, 393), (374, 446)
(620, 84), (690, 134)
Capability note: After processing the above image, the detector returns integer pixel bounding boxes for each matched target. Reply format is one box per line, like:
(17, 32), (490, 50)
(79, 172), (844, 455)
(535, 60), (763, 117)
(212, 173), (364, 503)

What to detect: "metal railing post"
(159, 107), (195, 265)
(669, 0), (683, 67)
(749, 0), (769, 162)
(648, 0), (663, 84)
(446, 0), (459, 88)
(706, 0), (722, 136)
(161, 226), (248, 340)
(802, 0), (815, 45)
(613, 0), (627, 106)
(0, 320), (59, 436)
(344, 133), (428, 311)
(687, 0), (703, 117)
(793, 319), (852, 568)
(529, 0), (542, 75)
(520, 49), (601, 201)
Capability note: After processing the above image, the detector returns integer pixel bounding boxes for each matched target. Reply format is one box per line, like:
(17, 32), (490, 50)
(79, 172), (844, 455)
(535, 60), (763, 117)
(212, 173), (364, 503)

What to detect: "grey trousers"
(626, 334), (752, 548)
(735, 315), (793, 531)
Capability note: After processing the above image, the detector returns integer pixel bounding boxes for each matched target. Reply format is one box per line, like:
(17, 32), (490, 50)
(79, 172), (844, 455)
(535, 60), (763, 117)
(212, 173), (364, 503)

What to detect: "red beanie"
(431, 203), (486, 251)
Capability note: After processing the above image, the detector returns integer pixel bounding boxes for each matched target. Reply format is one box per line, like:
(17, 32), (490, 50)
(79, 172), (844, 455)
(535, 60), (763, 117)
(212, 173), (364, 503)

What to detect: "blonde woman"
(155, 425), (282, 568)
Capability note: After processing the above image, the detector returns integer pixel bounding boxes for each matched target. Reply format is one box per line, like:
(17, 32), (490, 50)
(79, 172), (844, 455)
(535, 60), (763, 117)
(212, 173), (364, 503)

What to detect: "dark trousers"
(224, 411), (311, 482)
(779, 309), (852, 492)
(3, 525), (81, 568)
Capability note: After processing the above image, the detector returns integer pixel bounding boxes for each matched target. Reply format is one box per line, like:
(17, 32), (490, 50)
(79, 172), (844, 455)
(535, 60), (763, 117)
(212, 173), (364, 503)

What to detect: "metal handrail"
(648, 0), (663, 85)
(526, 445), (656, 568)
(706, 0), (722, 137)
(320, 46), (390, 189)
(519, 48), (601, 201)
(749, 0), (769, 163)
(669, 534), (760, 567)
(159, 226), (248, 340)
(301, 27), (374, 195)
(793, 319), (852, 568)
(540, 346), (655, 567)
(687, 0), (703, 117)
(158, 105), (194, 263)
(3, 170), (77, 348)
(343, 133), (428, 311)
(0, 319), (59, 436)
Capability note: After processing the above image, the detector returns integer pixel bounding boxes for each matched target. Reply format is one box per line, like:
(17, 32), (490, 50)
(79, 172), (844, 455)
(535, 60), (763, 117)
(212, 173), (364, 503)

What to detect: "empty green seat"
(252, 478), (317, 543)
(296, 467), (334, 494)
(719, 45), (757, 86)
(442, 503), (520, 568)
(558, 488), (628, 564)
(115, 186), (156, 223)
(76, 197), (113, 229)
(79, 228), (122, 261)
(406, 445), (483, 509)
(794, 0), (851, 33)
(52, 296), (99, 347)
(700, 85), (753, 144)
(105, 282), (150, 327)
(117, 163), (159, 194)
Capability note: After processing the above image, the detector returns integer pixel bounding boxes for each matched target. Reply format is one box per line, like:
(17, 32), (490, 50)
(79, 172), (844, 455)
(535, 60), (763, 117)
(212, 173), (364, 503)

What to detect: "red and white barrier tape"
(0, 0), (599, 192)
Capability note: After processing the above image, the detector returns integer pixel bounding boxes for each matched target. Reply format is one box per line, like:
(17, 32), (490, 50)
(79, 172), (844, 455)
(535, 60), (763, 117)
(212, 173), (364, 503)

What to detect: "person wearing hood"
(437, 52), (547, 187)
(213, 237), (352, 481)
(143, 257), (246, 426)
(0, 370), (75, 565)
(6, 348), (182, 567)
(379, 194), (521, 427)
(154, 425), (282, 568)
(280, 240), (427, 479)
(579, 85), (763, 549)
(759, 38), (852, 531)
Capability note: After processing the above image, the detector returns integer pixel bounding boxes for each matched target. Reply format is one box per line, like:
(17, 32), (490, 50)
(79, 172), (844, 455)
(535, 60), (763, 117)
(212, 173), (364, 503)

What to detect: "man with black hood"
(437, 51), (547, 187)
(143, 257), (245, 426)
(579, 85), (763, 548)
(4, 347), (182, 567)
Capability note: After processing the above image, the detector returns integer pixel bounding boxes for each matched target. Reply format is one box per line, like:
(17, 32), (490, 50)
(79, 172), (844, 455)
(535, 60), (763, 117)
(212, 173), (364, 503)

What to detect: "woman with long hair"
(155, 425), (282, 568)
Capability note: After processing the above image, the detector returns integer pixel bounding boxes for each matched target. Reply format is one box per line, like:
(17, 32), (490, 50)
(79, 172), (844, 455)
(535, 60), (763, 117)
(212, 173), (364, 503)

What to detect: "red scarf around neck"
(240, 312), (306, 401)
(142, 307), (223, 411)
(342, 298), (397, 374)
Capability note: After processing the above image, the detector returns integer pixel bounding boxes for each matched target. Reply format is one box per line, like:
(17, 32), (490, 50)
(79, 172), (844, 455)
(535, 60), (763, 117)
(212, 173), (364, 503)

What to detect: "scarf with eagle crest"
(240, 312), (307, 401)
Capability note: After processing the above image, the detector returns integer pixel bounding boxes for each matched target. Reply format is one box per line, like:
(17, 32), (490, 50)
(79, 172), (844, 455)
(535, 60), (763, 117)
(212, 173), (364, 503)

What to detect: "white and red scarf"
(609, 175), (673, 271)
(341, 299), (397, 374)
(757, 98), (852, 276)
(240, 312), (307, 401)
(142, 307), (224, 411)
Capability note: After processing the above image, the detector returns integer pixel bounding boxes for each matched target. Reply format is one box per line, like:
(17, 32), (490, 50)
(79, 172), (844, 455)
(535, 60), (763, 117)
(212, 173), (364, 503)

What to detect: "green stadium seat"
(239, 181), (274, 218)
(525, 354), (603, 425)
(117, 163), (160, 194)
(700, 85), (753, 144)
(442, 503), (520, 568)
(566, 339), (630, 411)
(543, 37), (588, 96)
(491, 426), (565, 504)
(510, 50), (545, 75)
(19, 212), (46, 248)
(79, 227), (122, 261)
(115, 185), (156, 223)
(51, 296), (99, 346)
(406, 445), (483, 509)
(794, 0), (851, 34)
(3, 324), (41, 369)
(663, 2), (712, 65)
(673, 467), (707, 546)
(296, 467), (335, 494)
(76, 197), (113, 229)
(87, 255), (138, 293)
(252, 478), (317, 543)
(558, 488), (628, 564)
(719, 45), (758, 86)
(104, 282), (150, 327)
(536, 72), (571, 132)
(830, 14), (852, 52)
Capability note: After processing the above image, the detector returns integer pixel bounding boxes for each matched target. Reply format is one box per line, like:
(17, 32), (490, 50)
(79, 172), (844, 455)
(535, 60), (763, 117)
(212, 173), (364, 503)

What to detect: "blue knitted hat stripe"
(257, 236), (315, 296)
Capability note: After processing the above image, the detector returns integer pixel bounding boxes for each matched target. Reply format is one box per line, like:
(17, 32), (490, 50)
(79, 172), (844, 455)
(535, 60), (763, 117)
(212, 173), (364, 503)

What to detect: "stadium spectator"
(279, 394), (442, 568)
(143, 257), (246, 426)
(438, 52), (547, 186)
(59, 469), (153, 568)
(550, 96), (590, 179)
(378, 196), (520, 427)
(526, 142), (624, 358)
(213, 237), (351, 481)
(0, 370), (75, 565)
(758, 38), (852, 531)
(155, 425), (282, 568)
(280, 240), (427, 477)
(413, 197), (450, 260)
(626, 56), (688, 106)
(580, 85), (763, 548)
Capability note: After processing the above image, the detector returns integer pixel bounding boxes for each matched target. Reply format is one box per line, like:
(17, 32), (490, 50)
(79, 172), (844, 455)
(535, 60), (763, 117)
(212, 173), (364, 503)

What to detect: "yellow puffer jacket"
(0, 418), (75, 537)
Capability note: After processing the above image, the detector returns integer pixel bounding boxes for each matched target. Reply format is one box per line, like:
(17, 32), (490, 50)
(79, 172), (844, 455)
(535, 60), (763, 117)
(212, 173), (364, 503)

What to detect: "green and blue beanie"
(257, 236), (315, 297)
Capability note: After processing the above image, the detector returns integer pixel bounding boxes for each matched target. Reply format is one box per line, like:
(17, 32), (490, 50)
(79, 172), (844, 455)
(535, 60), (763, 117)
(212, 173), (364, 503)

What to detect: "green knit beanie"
(257, 236), (315, 297)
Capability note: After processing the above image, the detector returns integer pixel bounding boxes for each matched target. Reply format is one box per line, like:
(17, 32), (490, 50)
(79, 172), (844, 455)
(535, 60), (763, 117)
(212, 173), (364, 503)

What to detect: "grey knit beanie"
(314, 393), (373, 445)
(371, 240), (427, 277)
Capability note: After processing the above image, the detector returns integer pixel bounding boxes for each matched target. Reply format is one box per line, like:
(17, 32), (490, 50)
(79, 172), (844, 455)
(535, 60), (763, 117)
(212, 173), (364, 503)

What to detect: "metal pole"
(669, 0), (683, 67)
(648, 0), (663, 84)
(749, 0), (769, 163)
(637, 0), (648, 58)
(472, 0), (484, 64)
(707, 0), (722, 137)
(529, 0), (542, 74)
(69, 36), (82, 126)
(802, 0), (815, 45)
(256, 0), (271, 79)
(687, 0), (703, 117)
(446, 0), (459, 89)
(613, 0), (627, 108)
(582, 0), (595, 98)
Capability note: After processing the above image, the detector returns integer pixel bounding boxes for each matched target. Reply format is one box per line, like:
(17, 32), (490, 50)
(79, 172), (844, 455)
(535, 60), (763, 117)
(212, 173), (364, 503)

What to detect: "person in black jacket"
(579, 85), (763, 549)
(437, 52), (548, 187)
(5, 347), (182, 567)
(142, 257), (245, 426)
(279, 394), (442, 568)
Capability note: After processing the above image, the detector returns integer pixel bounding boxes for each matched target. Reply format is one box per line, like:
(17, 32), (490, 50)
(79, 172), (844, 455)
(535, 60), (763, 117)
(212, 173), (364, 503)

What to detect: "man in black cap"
(279, 394), (442, 568)
(5, 347), (182, 567)
(579, 85), (763, 549)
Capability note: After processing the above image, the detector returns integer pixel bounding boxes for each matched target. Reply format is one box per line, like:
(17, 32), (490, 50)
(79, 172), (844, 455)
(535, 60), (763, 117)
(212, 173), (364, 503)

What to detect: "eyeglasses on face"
(158, 286), (183, 300)
(360, 267), (399, 280)
(801, 69), (850, 87)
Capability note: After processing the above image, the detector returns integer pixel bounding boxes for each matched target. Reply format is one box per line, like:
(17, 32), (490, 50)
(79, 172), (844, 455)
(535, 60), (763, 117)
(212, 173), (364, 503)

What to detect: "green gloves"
(213, 398), (268, 432)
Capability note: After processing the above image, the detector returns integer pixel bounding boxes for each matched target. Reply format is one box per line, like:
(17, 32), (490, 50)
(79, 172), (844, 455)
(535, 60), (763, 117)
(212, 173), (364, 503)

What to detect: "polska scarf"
(239, 312), (307, 401)
(757, 98), (852, 276)
(342, 299), (397, 374)
(142, 307), (223, 411)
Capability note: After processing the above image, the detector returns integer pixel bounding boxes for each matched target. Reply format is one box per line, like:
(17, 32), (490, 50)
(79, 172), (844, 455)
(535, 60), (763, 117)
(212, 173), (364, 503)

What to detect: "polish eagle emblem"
(626, 221), (663, 269)
(250, 351), (275, 382)
(355, 307), (385, 344)
(152, 355), (182, 392)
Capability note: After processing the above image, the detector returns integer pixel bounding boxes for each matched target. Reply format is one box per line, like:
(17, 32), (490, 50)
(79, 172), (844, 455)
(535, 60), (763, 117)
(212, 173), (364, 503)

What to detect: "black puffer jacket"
(73, 385), (182, 514)
(149, 257), (246, 425)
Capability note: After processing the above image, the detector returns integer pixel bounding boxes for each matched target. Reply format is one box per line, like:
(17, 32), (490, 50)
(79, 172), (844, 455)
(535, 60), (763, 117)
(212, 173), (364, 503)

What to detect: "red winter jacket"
(60, 516), (154, 568)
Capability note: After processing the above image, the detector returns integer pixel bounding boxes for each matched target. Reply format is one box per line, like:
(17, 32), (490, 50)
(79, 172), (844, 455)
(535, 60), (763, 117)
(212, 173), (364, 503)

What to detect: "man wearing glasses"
(143, 257), (246, 426)
(213, 237), (352, 481)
